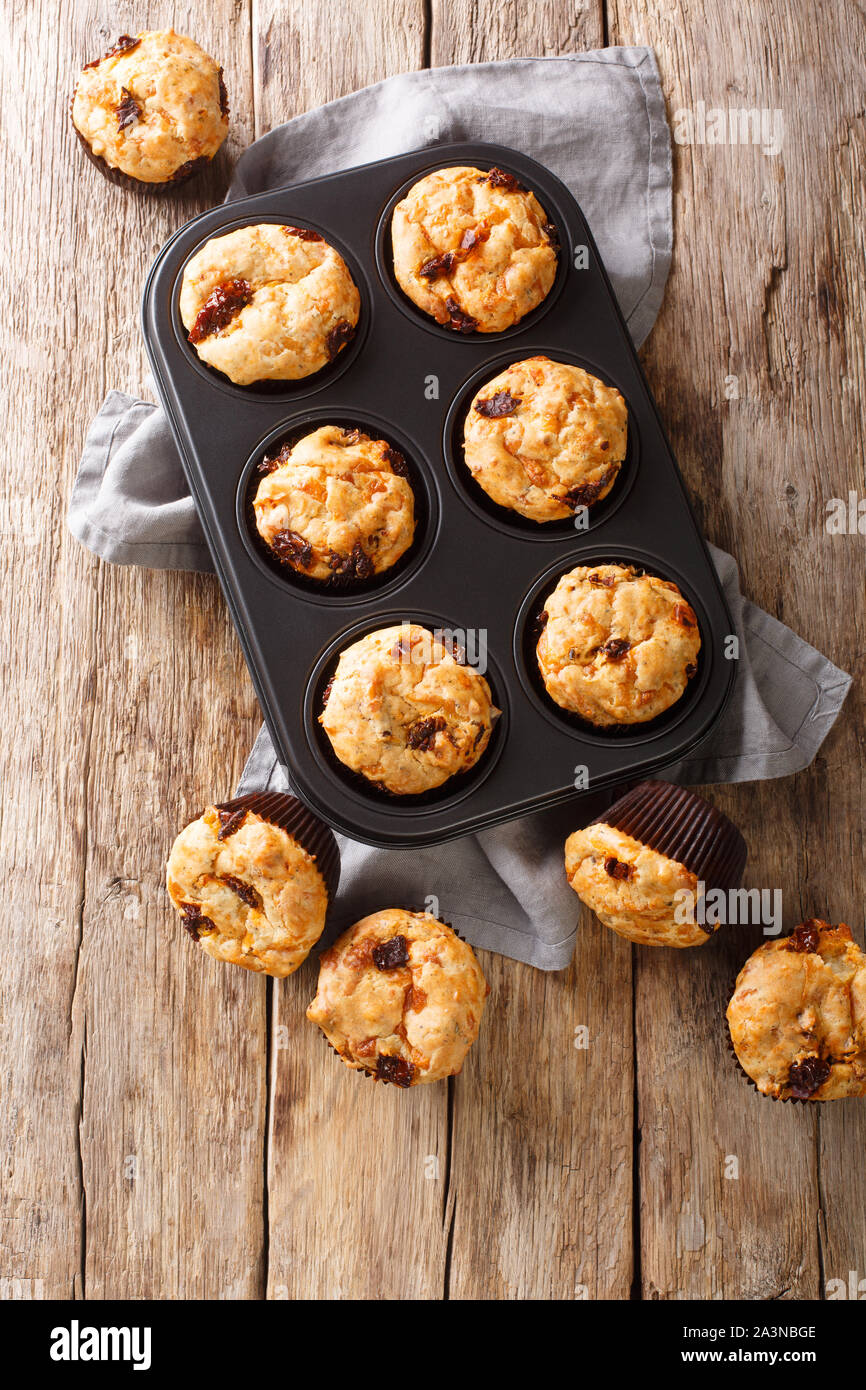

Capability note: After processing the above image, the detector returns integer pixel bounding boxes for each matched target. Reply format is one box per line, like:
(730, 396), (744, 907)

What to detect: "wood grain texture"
(5, 0), (266, 1300)
(609, 0), (866, 1297)
(430, 0), (602, 65)
(1, 0), (862, 1305)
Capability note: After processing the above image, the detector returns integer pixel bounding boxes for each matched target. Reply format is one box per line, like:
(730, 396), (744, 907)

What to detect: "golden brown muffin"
(565, 822), (710, 947)
(253, 425), (415, 581)
(727, 921), (866, 1100)
(307, 909), (489, 1086)
(536, 564), (701, 725)
(463, 356), (627, 522)
(72, 30), (228, 184)
(391, 165), (558, 333)
(565, 780), (747, 947)
(166, 804), (329, 977)
(179, 223), (360, 385)
(320, 623), (499, 795)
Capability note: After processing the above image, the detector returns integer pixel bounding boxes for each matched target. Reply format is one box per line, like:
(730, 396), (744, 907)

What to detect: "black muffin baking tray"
(141, 141), (735, 849)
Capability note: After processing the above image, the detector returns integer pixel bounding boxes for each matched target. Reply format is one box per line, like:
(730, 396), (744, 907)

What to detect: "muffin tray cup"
(141, 141), (736, 849)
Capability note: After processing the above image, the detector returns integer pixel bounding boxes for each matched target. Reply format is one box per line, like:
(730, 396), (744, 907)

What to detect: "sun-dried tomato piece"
(84, 34), (141, 69)
(475, 390), (521, 419)
(384, 446), (409, 477)
(116, 87), (141, 131)
(376, 1054), (414, 1088)
(459, 225), (489, 253)
(271, 529), (313, 568)
(600, 638), (631, 660)
(419, 250), (457, 281)
(537, 609), (549, 631)
(444, 296), (477, 333)
(788, 1055), (831, 1099)
(407, 716), (447, 752)
(327, 543), (373, 581)
(372, 935), (410, 970)
(326, 318), (355, 361)
(218, 67), (229, 118)
(285, 225), (323, 242)
(787, 920), (824, 954)
(604, 856), (635, 881)
(562, 464), (618, 510)
(543, 221), (560, 252)
(483, 166), (523, 192)
(180, 902), (214, 942)
(321, 677), (335, 706)
(256, 449), (285, 475)
(588, 572), (616, 587)
(220, 875), (261, 909)
(188, 278), (253, 344)
(685, 662), (698, 679)
(339, 427), (363, 445)
(216, 807), (249, 840)
(419, 225), (489, 282)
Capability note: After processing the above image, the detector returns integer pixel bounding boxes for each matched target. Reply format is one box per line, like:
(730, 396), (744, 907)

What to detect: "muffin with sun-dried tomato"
(166, 793), (339, 978)
(391, 165), (558, 333)
(727, 920), (866, 1100)
(72, 30), (229, 186)
(463, 356), (627, 521)
(536, 563), (701, 725)
(319, 623), (499, 795)
(179, 223), (360, 385)
(253, 425), (415, 582)
(307, 909), (489, 1086)
(565, 780), (747, 947)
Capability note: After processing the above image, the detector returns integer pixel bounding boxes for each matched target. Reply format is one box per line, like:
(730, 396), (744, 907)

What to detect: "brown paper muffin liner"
(596, 779), (747, 892)
(70, 95), (213, 193)
(213, 792), (340, 901)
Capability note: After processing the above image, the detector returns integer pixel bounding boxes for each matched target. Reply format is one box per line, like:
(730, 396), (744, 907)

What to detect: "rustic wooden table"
(4, 1), (863, 1301)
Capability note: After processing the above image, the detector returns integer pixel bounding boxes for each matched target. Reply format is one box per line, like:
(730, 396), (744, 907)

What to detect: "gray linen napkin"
(68, 49), (851, 969)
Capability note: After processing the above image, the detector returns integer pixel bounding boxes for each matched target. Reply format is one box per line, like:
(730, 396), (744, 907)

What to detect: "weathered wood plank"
(251, 0), (451, 1301)
(430, 0), (601, 65)
(609, 0), (866, 1297)
(55, 1), (267, 1299)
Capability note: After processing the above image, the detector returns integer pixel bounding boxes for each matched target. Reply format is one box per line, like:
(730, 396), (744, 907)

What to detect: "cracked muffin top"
(179, 223), (360, 385)
(166, 804), (329, 977)
(391, 165), (558, 333)
(72, 30), (229, 184)
(536, 563), (701, 726)
(565, 822), (710, 947)
(727, 921), (866, 1100)
(307, 909), (489, 1086)
(319, 623), (499, 795)
(463, 356), (628, 522)
(253, 425), (415, 582)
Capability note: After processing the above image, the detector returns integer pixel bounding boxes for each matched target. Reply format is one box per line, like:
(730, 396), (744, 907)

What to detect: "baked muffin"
(72, 30), (228, 185)
(166, 794), (338, 978)
(179, 223), (360, 385)
(565, 780), (747, 947)
(320, 623), (499, 795)
(391, 165), (558, 333)
(463, 357), (627, 522)
(307, 909), (489, 1086)
(727, 921), (866, 1100)
(536, 564), (701, 725)
(253, 425), (415, 581)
